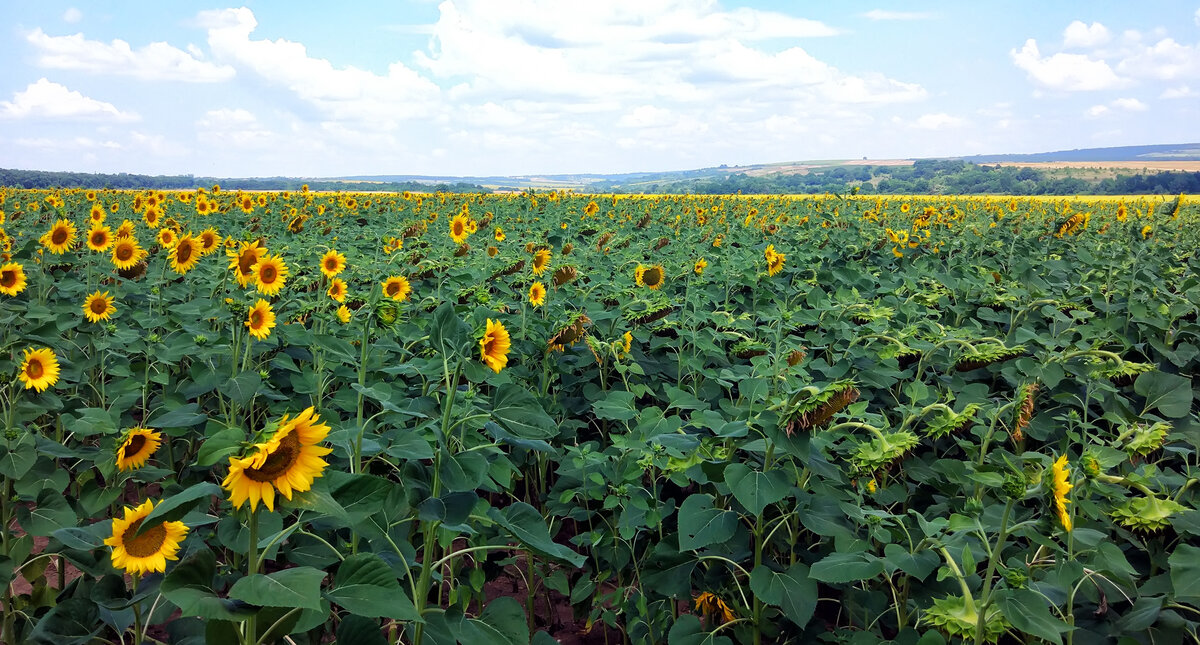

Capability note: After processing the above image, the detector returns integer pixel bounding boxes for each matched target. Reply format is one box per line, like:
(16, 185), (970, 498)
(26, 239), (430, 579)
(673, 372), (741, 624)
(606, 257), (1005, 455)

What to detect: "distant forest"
(603, 160), (1200, 195)
(0, 168), (484, 193)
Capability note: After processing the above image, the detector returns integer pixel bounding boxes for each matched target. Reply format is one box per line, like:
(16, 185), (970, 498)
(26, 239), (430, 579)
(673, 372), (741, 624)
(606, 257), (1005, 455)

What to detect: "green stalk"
(245, 508), (259, 645)
(974, 499), (1014, 645)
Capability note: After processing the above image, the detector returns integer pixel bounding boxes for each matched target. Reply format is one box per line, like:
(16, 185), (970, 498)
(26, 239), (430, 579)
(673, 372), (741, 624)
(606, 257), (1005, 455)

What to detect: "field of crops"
(0, 186), (1196, 644)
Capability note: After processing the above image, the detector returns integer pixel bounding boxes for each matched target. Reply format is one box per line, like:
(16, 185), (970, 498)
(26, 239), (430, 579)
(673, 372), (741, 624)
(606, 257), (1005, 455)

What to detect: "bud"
(1002, 568), (1028, 589)
(1002, 471), (1028, 500)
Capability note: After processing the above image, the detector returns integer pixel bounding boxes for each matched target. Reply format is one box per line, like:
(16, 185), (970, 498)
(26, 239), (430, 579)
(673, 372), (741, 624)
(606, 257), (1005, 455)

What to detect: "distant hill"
(957, 143), (1200, 163)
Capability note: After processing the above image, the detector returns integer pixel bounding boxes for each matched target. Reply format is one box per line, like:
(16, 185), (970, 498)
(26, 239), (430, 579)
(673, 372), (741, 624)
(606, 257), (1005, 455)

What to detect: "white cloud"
(913, 113), (965, 130)
(196, 108), (276, 148)
(15, 136), (120, 150)
(62, 8), (82, 24)
(861, 10), (936, 21)
(1111, 97), (1148, 111)
(0, 78), (138, 121)
(26, 28), (235, 82)
(199, 7), (440, 126)
(1161, 85), (1196, 98)
(1010, 38), (1124, 90)
(1115, 38), (1200, 80)
(1085, 104), (1109, 118)
(1062, 21), (1110, 48)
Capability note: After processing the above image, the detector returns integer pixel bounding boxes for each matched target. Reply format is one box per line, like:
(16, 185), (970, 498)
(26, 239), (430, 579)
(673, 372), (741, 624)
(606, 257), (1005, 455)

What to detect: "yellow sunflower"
(156, 228), (177, 248)
(0, 262), (27, 296)
(89, 203), (105, 224)
(382, 275), (412, 302)
(116, 427), (162, 471)
(479, 318), (511, 373)
(635, 264), (664, 290)
(104, 499), (188, 576)
(694, 258), (707, 275)
(111, 237), (145, 271)
(116, 219), (136, 239)
(18, 347), (60, 392)
(337, 305), (352, 324)
(252, 254), (289, 296)
(167, 234), (201, 275)
(449, 213), (471, 245)
(327, 278), (347, 303)
(197, 228), (220, 256)
(82, 290), (116, 323)
(143, 205), (162, 229)
(532, 249), (551, 275)
(1051, 454), (1072, 532)
(765, 244), (785, 277)
(694, 591), (736, 624)
(528, 281), (546, 307)
(41, 219), (76, 254)
(86, 225), (113, 252)
(494, 227), (505, 242)
(222, 407), (333, 512)
(227, 241), (267, 287)
(246, 299), (276, 341)
(320, 250), (346, 278)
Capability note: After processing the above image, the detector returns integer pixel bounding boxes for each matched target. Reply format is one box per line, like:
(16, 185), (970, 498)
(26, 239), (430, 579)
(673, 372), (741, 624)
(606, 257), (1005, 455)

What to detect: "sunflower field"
(0, 186), (1197, 645)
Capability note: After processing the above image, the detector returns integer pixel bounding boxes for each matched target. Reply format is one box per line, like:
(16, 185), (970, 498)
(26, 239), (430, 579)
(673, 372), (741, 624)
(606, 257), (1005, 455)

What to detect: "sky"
(0, 1), (1198, 178)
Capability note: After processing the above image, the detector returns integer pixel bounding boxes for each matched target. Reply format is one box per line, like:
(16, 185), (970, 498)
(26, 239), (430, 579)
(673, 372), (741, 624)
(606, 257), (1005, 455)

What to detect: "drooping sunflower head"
(222, 407), (333, 512)
(0, 262), (27, 296)
(638, 264), (664, 290)
(82, 290), (116, 323)
(382, 275), (412, 302)
(18, 347), (60, 392)
(246, 299), (276, 341)
(532, 249), (551, 275)
(42, 219), (76, 254)
(479, 318), (511, 373)
(252, 254), (289, 296)
(104, 499), (189, 576)
(529, 281), (546, 307)
(86, 225), (113, 252)
(320, 250), (346, 278)
(336, 304), (352, 324)
(1050, 454), (1072, 532)
(328, 277), (348, 303)
(116, 427), (162, 471)
(169, 235), (201, 275)
(693, 592), (736, 624)
(111, 237), (145, 271)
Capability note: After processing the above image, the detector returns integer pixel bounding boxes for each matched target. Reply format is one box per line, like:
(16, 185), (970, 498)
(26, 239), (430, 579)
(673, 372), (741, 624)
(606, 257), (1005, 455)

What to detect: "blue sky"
(0, 2), (1197, 177)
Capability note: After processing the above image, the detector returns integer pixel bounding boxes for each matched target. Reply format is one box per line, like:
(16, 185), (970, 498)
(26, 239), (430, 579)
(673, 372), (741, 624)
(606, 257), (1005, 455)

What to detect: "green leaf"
(430, 302), (470, 357)
(66, 407), (118, 437)
(162, 550), (255, 621)
(724, 463), (790, 516)
(17, 489), (76, 536)
(667, 614), (734, 645)
(1114, 596), (1163, 633)
(228, 567), (326, 610)
(749, 563), (816, 628)
(51, 526), (106, 550)
(491, 384), (557, 439)
(1169, 543), (1200, 601)
(1134, 372), (1193, 418)
(0, 434), (37, 479)
(809, 551), (884, 584)
(490, 502), (587, 567)
(220, 372), (263, 407)
(677, 494), (737, 551)
(994, 588), (1072, 645)
(664, 385), (707, 411)
(325, 553), (420, 621)
(337, 615), (388, 645)
(593, 391), (638, 421)
(137, 482), (222, 535)
(453, 597), (529, 645)
(26, 598), (101, 645)
(438, 450), (489, 492)
(195, 425), (246, 467)
(148, 402), (208, 428)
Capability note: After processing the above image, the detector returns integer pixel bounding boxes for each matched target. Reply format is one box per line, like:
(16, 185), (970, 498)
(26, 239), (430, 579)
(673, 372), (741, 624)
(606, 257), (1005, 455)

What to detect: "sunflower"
(111, 237), (145, 270)
(109, 202), (119, 213)
(635, 264), (664, 290)
(116, 427), (162, 471)
(228, 241), (267, 287)
(494, 227), (505, 242)
(17, 347), (60, 392)
(237, 194), (254, 213)
(320, 250), (346, 278)
(252, 254), (289, 296)
(89, 203), (105, 224)
(694, 592), (736, 624)
(382, 275), (412, 302)
(337, 305), (352, 324)
(327, 278), (347, 303)
(449, 213), (471, 244)
(86, 225), (113, 252)
(197, 228), (220, 255)
(222, 407), (333, 512)
(528, 281), (546, 307)
(156, 228), (177, 248)
(41, 219), (76, 254)
(116, 219), (136, 239)
(479, 318), (511, 373)
(765, 244), (785, 277)
(246, 299), (276, 341)
(105, 500), (188, 576)
(143, 205), (162, 229)
(622, 331), (633, 356)
(694, 258), (707, 275)
(0, 262), (27, 296)
(1051, 455), (1072, 532)
(82, 290), (116, 323)
(532, 249), (551, 275)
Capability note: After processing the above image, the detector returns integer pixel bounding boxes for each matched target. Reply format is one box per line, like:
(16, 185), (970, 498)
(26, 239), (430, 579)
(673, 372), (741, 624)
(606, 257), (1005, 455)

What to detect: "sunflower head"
(198, 228), (220, 255)
(18, 347), (60, 392)
(1050, 455), (1073, 532)
(336, 305), (352, 324)
(382, 276), (412, 302)
(320, 250), (346, 278)
(42, 219), (76, 254)
(222, 407), (333, 512)
(104, 499), (189, 576)
(328, 277), (348, 303)
(246, 299), (276, 341)
(169, 235), (201, 274)
(111, 237), (146, 271)
(252, 254), (289, 296)
(228, 241), (266, 287)
(116, 427), (162, 471)
(479, 318), (512, 373)
(83, 290), (116, 323)
(532, 249), (551, 275)
(87, 225), (112, 252)
(449, 213), (471, 245)
(529, 281), (546, 307)
(0, 262), (27, 296)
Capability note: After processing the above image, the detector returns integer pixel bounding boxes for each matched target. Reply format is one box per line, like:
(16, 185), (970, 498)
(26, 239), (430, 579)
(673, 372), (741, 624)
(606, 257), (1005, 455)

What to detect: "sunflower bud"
(1002, 471), (1028, 500)
(1002, 568), (1028, 589)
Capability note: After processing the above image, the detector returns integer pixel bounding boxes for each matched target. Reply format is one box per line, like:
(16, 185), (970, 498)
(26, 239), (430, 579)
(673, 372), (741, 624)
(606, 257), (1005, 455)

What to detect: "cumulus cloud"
(861, 10), (936, 21)
(1085, 104), (1109, 118)
(196, 108), (277, 148)
(1161, 84), (1196, 98)
(1115, 38), (1200, 80)
(1010, 39), (1124, 90)
(913, 113), (965, 130)
(0, 78), (138, 121)
(1085, 97), (1148, 118)
(1062, 21), (1110, 48)
(1111, 97), (1148, 111)
(26, 28), (235, 82)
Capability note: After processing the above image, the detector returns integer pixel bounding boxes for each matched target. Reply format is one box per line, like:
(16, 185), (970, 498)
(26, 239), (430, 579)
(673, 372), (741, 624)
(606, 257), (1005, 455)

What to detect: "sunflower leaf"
(228, 567), (325, 610)
(135, 482), (223, 536)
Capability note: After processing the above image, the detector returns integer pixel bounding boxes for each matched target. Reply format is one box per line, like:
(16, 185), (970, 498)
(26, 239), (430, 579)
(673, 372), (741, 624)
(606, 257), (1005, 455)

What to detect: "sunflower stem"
(974, 499), (1014, 645)
(245, 507), (259, 644)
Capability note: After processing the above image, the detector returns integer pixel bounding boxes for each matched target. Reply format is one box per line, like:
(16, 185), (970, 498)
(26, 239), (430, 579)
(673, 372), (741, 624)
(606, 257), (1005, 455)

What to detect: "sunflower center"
(325, 258), (337, 271)
(176, 242), (193, 263)
(0, 270), (15, 288)
(244, 432), (301, 482)
(645, 267), (662, 286)
(453, 222), (464, 236)
(116, 244), (133, 261)
(26, 360), (43, 379)
(121, 518), (167, 558)
(124, 434), (146, 458)
(386, 282), (400, 296)
(250, 310), (263, 327)
(90, 298), (108, 314)
(51, 228), (68, 245)
(92, 232), (106, 246)
(260, 265), (276, 282)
